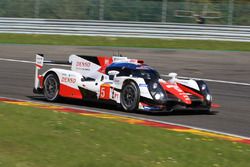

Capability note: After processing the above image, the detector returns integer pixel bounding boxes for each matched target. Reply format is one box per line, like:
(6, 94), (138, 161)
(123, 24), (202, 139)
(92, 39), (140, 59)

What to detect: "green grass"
(0, 33), (249, 51)
(0, 102), (250, 167)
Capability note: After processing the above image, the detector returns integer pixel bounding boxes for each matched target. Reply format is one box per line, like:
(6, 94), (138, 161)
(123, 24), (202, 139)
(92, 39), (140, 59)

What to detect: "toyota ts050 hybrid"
(33, 54), (212, 112)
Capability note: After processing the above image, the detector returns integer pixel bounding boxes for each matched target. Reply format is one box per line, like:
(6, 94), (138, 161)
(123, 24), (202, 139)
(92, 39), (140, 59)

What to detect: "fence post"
(161, 0), (168, 22)
(34, 0), (40, 18)
(99, 0), (105, 20)
(228, 0), (234, 25)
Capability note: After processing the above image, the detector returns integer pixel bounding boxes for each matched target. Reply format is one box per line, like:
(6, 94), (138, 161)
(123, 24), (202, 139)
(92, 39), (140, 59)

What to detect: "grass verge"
(0, 33), (249, 51)
(0, 102), (250, 167)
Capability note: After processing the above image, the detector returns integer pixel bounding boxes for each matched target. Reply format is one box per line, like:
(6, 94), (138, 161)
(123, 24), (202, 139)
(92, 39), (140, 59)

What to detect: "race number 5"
(100, 85), (110, 100)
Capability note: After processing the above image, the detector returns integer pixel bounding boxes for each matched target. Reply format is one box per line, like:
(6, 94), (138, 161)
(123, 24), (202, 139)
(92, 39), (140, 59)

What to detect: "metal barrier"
(0, 17), (249, 42)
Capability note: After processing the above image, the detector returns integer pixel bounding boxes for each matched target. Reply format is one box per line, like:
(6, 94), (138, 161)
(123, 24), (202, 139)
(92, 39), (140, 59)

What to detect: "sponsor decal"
(136, 66), (150, 70)
(76, 61), (91, 68)
(129, 59), (138, 63)
(75, 61), (92, 71)
(104, 82), (113, 84)
(69, 74), (75, 77)
(61, 77), (76, 84)
(139, 84), (148, 87)
(35, 54), (44, 69)
(114, 79), (120, 83)
(112, 91), (119, 100)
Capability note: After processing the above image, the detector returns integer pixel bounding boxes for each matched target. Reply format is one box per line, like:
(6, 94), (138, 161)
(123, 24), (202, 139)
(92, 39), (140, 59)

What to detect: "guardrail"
(0, 17), (249, 42)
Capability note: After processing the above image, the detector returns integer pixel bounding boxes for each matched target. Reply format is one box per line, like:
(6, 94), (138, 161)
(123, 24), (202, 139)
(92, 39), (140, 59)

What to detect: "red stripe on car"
(177, 83), (204, 100)
(38, 75), (44, 88)
(160, 82), (192, 105)
(59, 84), (83, 99)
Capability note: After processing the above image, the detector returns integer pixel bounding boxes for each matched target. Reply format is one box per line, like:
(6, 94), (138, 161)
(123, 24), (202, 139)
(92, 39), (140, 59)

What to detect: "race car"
(33, 54), (212, 112)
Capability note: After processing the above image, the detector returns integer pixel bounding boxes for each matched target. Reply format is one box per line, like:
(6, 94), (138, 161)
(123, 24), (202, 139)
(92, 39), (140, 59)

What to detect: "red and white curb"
(0, 96), (250, 145)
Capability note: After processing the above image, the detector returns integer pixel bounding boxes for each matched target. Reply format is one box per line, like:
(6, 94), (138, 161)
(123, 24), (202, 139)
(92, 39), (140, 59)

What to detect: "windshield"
(132, 69), (160, 80)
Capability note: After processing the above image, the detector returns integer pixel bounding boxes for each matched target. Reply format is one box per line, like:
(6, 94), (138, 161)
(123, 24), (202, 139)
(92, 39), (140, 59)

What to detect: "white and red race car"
(33, 54), (212, 112)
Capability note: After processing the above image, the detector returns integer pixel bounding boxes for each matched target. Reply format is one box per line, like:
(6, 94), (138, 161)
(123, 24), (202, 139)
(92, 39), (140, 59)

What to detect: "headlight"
(206, 94), (212, 101)
(152, 82), (158, 89)
(149, 81), (167, 103)
(155, 93), (161, 100)
(201, 84), (206, 91)
(197, 81), (212, 104)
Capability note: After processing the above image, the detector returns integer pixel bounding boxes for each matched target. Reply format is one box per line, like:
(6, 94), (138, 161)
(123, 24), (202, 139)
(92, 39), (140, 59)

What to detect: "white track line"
(0, 58), (34, 64)
(161, 75), (250, 86)
(0, 58), (70, 67)
(1, 57), (250, 86)
(0, 95), (249, 140)
(179, 76), (250, 86)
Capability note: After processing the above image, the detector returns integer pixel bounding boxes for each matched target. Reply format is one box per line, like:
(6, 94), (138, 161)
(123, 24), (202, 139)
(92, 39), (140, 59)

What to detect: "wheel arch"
(122, 79), (140, 93)
(122, 79), (137, 87)
(43, 71), (59, 84)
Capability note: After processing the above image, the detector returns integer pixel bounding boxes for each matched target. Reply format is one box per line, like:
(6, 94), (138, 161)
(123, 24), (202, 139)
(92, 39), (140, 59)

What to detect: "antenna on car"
(113, 49), (123, 57)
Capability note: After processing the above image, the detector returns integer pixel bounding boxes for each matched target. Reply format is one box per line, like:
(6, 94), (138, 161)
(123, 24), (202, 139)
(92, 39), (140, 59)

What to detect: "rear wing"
(34, 54), (44, 90)
(34, 54), (70, 90)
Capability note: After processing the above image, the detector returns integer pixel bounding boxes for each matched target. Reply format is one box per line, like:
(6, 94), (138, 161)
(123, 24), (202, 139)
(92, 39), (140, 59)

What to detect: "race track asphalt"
(0, 44), (250, 137)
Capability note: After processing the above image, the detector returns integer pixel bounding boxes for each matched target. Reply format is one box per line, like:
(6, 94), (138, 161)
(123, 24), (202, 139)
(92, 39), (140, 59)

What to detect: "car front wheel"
(120, 81), (140, 112)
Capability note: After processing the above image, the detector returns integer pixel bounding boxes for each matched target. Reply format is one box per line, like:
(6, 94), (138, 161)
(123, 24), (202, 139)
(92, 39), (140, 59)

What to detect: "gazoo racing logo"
(61, 76), (76, 84)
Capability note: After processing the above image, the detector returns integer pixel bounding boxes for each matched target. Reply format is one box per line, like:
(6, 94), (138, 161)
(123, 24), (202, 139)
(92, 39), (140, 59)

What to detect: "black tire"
(43, 73), (60, 101)
(120, 81), (140, 112)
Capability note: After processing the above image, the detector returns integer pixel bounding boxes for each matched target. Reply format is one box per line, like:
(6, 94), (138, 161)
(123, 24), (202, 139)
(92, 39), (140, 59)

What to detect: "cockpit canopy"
(106, 62), (160, 81)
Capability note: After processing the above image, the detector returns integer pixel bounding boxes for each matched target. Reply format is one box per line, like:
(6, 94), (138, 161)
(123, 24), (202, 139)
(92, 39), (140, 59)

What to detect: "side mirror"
(168, 72), (177, 78)
(108, 70), (120, 80)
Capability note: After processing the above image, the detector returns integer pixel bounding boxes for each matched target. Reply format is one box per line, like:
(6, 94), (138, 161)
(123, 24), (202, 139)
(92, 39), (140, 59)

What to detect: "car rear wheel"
(43, 73), (60, 101)
(120, 81), (140, 112)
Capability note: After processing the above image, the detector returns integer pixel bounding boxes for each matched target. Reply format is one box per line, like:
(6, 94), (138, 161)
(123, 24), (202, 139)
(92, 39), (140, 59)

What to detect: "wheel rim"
(123, 85), (136, 108)
(44, 75), (58, 100)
